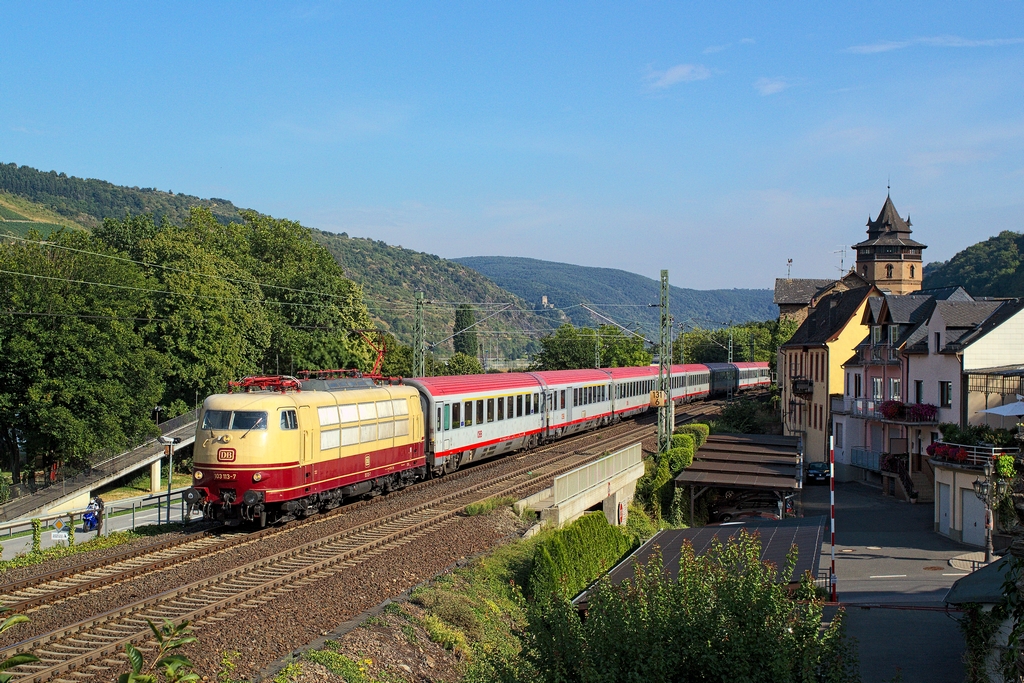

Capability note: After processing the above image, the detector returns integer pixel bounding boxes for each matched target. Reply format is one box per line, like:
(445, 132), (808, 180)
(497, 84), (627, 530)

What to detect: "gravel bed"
(0, 422), (649, 649)
(105, 510), (528, 681)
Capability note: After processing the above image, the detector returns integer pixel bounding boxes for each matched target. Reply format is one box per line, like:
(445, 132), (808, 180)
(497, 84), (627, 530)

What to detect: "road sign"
(53, 519), (65, 532)
(51, 532), (68, 541)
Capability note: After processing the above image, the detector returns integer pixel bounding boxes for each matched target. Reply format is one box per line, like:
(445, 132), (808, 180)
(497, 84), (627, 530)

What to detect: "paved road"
(803, 481), (969, 683)
(0, 500), (200, 561)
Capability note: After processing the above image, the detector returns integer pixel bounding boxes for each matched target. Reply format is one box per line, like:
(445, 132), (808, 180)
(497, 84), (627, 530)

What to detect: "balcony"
(791, 378), (814, 397)
(864, 344), (900, 366)
(836, 398), (939, 424)
(927, 442), (1020, 468)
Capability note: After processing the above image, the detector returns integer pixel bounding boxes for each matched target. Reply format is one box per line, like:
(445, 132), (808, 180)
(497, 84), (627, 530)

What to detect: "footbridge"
(0, 410), (199, 522)
(516, 442), (646, 528)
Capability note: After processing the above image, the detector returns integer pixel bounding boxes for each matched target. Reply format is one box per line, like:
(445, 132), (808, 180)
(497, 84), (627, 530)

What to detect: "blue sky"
(2, 2), (1023, 289)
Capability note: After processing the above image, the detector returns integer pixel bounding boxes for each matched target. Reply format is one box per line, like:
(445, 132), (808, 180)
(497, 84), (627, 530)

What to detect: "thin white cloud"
(754, 77), (788, 96)
(703, 43), (730, 54)
(645, 64), (712, 89)
(846, 35), (1024, 54)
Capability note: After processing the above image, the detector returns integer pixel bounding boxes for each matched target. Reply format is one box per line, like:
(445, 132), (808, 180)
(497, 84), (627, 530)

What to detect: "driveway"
(802, 481), (969, 683)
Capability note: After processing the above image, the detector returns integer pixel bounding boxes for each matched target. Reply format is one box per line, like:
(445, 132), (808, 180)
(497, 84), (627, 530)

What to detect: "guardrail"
(929, 442), (1020, 468)
(553, 443), (642, 505)
(0, 488), (195, 540)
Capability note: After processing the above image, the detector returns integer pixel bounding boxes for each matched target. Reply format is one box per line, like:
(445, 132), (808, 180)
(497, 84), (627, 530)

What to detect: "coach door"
(436, 402), (452, 453)
(298, 405), (313, 489)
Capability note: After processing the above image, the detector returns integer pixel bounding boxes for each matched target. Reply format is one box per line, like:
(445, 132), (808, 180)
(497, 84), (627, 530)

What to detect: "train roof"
(731, 362), (769, 369)
(605, 366), (659, 378)
(529, 369), (613, 384)
(406, 373), (543, 397)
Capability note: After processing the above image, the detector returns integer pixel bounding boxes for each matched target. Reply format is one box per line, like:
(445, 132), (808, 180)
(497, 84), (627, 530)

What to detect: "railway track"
(0, 401), (724, 682)
(0, 411), (663, 615)
(0, 424), (656, 683)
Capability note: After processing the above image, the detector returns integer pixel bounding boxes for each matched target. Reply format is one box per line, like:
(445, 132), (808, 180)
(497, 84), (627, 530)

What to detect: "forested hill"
(455, 256), (777, 335)
(924, 230), (1024, 297)
(311, 231), (558, 358)
(0, 162), (243, 228)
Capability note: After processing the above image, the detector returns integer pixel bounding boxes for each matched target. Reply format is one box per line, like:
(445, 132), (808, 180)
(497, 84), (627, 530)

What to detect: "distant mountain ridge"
(454, 256), (777, 336)
(924, 230), (1024, 298)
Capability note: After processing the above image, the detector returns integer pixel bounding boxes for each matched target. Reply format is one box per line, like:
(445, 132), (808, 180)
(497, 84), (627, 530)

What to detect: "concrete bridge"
(516, 442), (646, 528)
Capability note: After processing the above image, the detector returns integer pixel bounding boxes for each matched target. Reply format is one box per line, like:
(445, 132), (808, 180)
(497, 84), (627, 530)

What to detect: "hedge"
(675, 423), (709, 449)
(529, 512), (632, 601)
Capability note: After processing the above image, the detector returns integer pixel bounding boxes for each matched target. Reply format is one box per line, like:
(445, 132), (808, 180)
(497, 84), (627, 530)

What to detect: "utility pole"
(657, 270), (673, 454)
(595, 329), (601, 369)
(727, 329), (734, 401)
(413, 291), (426, 377)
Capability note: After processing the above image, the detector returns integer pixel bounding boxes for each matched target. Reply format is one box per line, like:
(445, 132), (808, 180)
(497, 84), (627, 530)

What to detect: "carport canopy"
(675, 434), (802, 522)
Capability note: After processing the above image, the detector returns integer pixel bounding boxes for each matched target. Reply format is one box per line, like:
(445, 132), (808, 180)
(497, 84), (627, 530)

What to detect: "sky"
(2, 2), (1023, 289)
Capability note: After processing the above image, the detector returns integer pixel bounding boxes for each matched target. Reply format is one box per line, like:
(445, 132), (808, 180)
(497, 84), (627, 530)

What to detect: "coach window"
(452, 402), (461, 428)
(517, 395), (523, 417)
(573, 388), (578, 406)
(497, 397), (505, 420)
(533, 393), (539, 414)
(487, 398), (495, 423)
(443, 404), (450, 430)
(464, 401), (473, 427)
(280, 410), (298, 430)
(476, 399), (484, 424)
(560, 390), (565, 409)
(508, 396), (515, 417)
(436, 407), (441, 431)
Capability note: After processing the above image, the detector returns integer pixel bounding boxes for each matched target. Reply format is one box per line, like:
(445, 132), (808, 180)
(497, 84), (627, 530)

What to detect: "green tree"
(442, 352), (484, 376)
(597, 325), (652, 367)
(525, 532), (859, 683)
(0, 229), (165, 473)
(453, 304), (478, 357)
(532, 324), (651, 370)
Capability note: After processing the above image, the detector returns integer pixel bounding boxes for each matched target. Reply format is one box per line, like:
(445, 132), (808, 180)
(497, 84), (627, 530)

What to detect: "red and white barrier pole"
(830, 434), (837, 602)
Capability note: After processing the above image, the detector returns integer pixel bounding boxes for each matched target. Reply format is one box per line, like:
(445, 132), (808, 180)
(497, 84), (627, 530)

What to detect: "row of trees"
(0, 209), (374, 476)
(530, 324), (653, 370)
(674, 318), (798, 369)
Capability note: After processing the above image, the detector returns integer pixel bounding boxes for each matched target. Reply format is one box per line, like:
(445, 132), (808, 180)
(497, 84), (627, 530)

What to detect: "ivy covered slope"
(312, 230), (558, 357)
(0, 162), (241, 229)
(924, 230), (1024, 297)
(455, 255), (777, 335)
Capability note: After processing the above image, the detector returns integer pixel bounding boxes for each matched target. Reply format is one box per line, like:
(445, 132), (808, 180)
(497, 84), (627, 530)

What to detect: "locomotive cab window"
(280, 410), (298, 430)
(202, 410), (231, 430)
(203, 410), (267, 431)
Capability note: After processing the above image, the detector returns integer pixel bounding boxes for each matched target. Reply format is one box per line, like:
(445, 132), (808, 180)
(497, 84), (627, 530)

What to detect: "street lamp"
(153, 405), (164, 427)
(973, 462), (1009, 564)
(158, 436), (182, 525)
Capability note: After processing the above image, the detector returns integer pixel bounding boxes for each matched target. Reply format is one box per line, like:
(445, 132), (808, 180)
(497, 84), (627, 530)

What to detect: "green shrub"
(650, 456), (675, 519)
(30, 519), (41, 553)
(465, 495), (515, 516)
(0, 476), (10, 506)
(422, 614), (470, 657)
(675, 423), (709, 448)
(996, 454), (1015, 480)
(624, 503), (658, 544)
(304, 645), (375, 682)
(528, 512), (632, 601)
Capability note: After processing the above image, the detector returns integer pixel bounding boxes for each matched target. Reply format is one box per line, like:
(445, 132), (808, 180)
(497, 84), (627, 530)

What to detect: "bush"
(421, 614), (470, 657)
(624, 503), (658, 544)
(465, 496), (515, 516)
(674, 423), (709, 449)
(529, 513), (632, 601)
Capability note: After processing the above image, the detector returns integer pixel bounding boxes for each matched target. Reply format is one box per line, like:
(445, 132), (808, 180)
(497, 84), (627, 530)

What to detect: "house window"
(910, 265), (915, 279)
(845, 373), (850, 396)
(835, 422), (844, 449)
(872, 377), (883, 401)
(889, 378), (901, 402)
(854, 374), (862, 398)
(872, 326), (881, 344)
(934, 332), (941, 353)
(889, 325), (899, 344)
(914, 380), (923, 404)
(939, 381), (953, 408)
(886, 264), (894, 278)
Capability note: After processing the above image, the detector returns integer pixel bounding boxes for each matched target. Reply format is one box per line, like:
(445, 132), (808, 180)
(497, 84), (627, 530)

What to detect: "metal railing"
(929, 442), (1020, 467)
(0, 488), (195, 540)
(851, 447), (883, 472)
(553, 443), (642, 505)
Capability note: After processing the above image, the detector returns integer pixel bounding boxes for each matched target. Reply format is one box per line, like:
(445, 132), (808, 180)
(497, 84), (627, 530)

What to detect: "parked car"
(805, 461), (831, 484)
(709, 492), (793, 522)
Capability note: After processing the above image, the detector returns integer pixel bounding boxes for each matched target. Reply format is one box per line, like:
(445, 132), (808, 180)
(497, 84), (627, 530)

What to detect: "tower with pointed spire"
(852, 194), (926, 295)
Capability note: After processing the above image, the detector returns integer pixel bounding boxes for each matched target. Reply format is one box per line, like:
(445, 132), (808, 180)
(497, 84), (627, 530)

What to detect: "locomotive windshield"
(202, 410), (268, 430)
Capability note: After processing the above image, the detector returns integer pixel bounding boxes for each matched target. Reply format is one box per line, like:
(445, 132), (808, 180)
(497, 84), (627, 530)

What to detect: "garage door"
(961, 488), (986, 547)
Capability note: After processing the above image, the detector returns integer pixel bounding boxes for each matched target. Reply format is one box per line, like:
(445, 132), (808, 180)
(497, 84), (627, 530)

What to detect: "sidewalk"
(803, 481), (968, 683)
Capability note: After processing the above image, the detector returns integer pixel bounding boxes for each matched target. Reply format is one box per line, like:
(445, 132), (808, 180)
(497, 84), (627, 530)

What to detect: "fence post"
(132, 502), (136, 531)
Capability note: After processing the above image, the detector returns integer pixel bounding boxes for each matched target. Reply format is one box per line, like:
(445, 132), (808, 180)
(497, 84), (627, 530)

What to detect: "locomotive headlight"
(252, 472), (264, 482)
(194, 471), (203, 480)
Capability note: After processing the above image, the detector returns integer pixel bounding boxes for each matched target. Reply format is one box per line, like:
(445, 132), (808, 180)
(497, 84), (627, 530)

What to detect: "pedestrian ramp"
(515, 442), (646, 528)
(0, 411), (198, 522)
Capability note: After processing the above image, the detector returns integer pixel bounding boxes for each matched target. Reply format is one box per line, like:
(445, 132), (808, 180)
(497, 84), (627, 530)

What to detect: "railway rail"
(0, 401), (722, 682)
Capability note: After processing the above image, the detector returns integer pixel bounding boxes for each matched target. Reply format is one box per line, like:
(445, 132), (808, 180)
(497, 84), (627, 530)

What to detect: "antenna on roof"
(787, 258), (792, 279)
(887, 175), (890, 196)
(833, 246), (846, 274)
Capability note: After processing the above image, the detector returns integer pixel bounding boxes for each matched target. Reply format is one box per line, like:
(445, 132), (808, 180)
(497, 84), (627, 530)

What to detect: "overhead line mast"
(413, 291), (426, 377)
(658, 269), (673, 454)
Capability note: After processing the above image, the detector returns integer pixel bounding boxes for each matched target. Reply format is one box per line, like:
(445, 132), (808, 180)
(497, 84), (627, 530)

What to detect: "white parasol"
(979, 395), (1024, 418)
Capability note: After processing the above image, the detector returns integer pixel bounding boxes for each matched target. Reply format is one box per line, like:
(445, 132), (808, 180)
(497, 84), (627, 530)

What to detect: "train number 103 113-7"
(214, 473), (237, 481)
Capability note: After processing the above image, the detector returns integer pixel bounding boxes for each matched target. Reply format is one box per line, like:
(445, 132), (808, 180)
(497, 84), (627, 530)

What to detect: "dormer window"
(872, 326), (881, 344)
(888, 325), (899, 344)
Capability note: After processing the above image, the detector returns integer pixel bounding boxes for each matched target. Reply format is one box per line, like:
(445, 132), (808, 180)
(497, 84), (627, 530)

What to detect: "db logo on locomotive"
(217, 448), (236, 462)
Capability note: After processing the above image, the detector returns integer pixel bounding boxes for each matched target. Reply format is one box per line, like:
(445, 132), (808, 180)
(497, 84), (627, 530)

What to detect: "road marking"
(943, 573), (968, 577)
(866, 546), (882, 550)
(869, 574), (907, 579)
